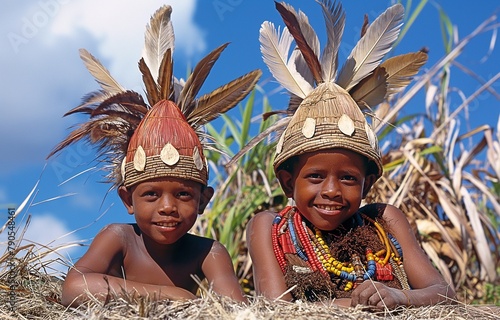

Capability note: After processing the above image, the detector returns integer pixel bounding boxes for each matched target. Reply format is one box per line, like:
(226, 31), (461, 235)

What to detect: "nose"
(320, 177), (341, 199)
(158, 194), (177, 215)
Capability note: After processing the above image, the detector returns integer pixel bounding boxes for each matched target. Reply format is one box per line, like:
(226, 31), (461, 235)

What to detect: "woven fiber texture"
(274, 82), (382, 178)
(123, 155), (207, 187)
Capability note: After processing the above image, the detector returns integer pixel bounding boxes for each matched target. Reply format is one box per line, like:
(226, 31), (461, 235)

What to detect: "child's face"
(118, 177), (213, 245)
(277, 149), (376, 231)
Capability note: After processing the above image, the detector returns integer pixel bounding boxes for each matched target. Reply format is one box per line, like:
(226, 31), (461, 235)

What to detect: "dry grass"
(1, 252), (499, 320)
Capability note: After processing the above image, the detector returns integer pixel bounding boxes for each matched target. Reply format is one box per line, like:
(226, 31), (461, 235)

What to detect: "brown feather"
(139, 58), (159, 107)
(350, 51), (428, 108)
(91, 91), (149, 117)
(178, 43), (229, 116)
(382, 51), (428, 95)
(47, 123), (93, 158)
(275, 1), (323, 85)
(360, 14), (369, 38)
(349, 67), (388, 109)
(187, 70), (262, 126)
(262, 110), (291, 121)
(90, 118), (130, 143)
(79, 48), (125, 95)
(90, 110), (143, 127)
(64, 91), (112, 116)
(158, 48), (174, 100)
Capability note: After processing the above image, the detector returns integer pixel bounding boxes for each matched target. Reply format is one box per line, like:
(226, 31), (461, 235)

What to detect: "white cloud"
(49, 0), (204, 87)
(1, 213), (82, 276)
(0, 0), (204, 171)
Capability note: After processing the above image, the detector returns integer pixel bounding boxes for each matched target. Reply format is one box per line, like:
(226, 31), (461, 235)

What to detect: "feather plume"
(285, 5), (321, 86)
(317, 0), (345, 82)
(349, 67), (388, 110)
(337, 4), (404, 91)
(142, 5), (174, 83)
(290, 47), (314, 89)
(382, 51), (428, 95)
(79, 49), (126, 95)
(48, 90), (148, 159)
(350, 51), (428, 108)
(260, 21), (313, 98)
(187, 70), (262, 126)
(158, 49), (174, 100)
(49, 5), (260, 187)
(91, 91), (148, 117)
(64, 91), (111, 116)
(360, 14), (369, 38)
(177, 43), (229, 115)
(139, 58), (160, 107)
(275, 1), (323, 84)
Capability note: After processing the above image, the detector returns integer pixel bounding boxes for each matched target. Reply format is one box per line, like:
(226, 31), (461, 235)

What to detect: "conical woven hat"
(122, 100), (207, 187)
(273, 82), (383, 178)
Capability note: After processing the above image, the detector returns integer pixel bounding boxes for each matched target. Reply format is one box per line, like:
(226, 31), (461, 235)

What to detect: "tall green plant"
(196, 89), (286, 281)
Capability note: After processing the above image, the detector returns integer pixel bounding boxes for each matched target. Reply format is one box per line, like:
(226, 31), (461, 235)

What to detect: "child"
(48, 5), (261, 307)
(244, 1), (455, 309)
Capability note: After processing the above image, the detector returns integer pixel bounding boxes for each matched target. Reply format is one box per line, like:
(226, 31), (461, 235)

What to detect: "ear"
(276, 169), (294, 198)
(118, 186), (134, 215)
(198, 186), (214, 215)
(362, 174), (377, 199)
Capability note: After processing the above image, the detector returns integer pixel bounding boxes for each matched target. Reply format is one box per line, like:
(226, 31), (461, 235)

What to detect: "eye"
(141, 190), (158, 199)
(341, 175), (356, 181)
(177, 190), (194, 200)
(306, 172), (323, 181)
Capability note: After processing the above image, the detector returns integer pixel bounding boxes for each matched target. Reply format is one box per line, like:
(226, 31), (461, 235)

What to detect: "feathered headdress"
(230, 1), (427, 178)
(48, 5), (261, 187)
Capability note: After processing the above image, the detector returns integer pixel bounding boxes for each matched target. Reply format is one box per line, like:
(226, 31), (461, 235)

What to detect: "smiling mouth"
(154, 222), (179, 227)
(315, 204), (343, 211)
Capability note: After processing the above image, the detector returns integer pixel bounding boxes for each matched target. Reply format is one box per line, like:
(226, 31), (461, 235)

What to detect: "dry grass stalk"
(1, 248), (499, 319)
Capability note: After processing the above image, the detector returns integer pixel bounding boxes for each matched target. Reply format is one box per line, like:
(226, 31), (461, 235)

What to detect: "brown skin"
(247, 149), (455, 309)
(62, 177), (246, 307)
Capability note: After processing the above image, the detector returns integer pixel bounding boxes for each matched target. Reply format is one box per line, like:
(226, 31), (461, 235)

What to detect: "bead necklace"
(271, 206), (407, 291)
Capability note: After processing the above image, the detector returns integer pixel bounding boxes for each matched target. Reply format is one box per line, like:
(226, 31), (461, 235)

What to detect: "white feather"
(290, 48), (314, 87)
(295, 8), (321, 57)
(287, 8), (320, 86)
(318, 0), (346, 82)
(142, 5), (175, 83)
(79, 49), (125, 95)
(260, 21), (313, 98)
(337, 3), (404, 91)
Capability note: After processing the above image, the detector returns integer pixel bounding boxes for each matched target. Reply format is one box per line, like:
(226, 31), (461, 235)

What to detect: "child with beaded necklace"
(48, 5), (261, 307)
(244, 1), (455, 309)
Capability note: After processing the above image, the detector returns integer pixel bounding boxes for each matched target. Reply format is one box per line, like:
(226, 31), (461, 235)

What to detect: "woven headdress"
(48, 5), (261, 187)
(230, 1), (427, 179)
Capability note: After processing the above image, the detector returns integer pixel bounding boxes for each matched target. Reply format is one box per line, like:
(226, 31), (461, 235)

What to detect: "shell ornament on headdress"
(48, 5), (261, 188)
(230, 1), (427, 179)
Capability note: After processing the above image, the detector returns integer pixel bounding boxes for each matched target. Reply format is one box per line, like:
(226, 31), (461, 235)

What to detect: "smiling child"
(48, 5), (261, 307)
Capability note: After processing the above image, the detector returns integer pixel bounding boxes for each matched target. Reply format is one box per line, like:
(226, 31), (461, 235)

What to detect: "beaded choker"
(271, 206), (410, 291)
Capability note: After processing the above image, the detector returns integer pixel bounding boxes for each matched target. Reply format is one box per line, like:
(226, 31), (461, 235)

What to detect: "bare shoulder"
(359, 203), (408, 228)
(91, 223), (138, 247)
(67, 224), (137, 277)
(247, 210), (277, 233)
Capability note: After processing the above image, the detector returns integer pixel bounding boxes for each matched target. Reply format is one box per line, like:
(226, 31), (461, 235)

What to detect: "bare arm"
(350, 204), (456, 309)
(61, 225), (195, 307)
(246, 211), (292, 300)
(201, 240), (247, 302)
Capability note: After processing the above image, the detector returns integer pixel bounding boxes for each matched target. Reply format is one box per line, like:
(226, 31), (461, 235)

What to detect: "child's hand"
(350, 281), (408, 310)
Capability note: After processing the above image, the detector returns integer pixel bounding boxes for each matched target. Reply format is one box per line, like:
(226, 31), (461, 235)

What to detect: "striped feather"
(337, 3), (404, 91)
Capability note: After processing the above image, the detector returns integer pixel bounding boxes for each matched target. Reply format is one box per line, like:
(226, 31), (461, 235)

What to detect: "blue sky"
(1, 0), (499, 276)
